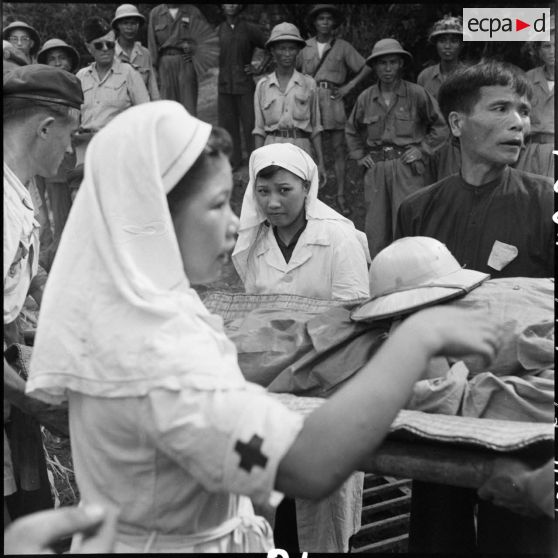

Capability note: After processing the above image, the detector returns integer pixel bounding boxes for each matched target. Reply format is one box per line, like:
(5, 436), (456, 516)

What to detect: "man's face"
(435, 34), (463, 62)
(222, 4), (241, 17)
(38, 111), (80, 178)
(116, 18), (141, 41)
(374, 54), (404, 84)
(453, 85), (530, 167)
(87, 32), (115, 66)
(538, 34), (555, 67)
(271, 41), (300, 68)
(314, 12), (335, 35)
(7, 29), (33, 56)
(45, 48), (73, 72)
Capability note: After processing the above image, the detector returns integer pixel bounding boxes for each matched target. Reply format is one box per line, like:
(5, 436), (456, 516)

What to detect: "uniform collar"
(269, 69), (304, 88)
(115, 40), (142, 60)
(371, 79), (407, 100)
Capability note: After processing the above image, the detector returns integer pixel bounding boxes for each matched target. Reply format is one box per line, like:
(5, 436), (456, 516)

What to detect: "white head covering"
(232, 143), (370, 280)
(27, 101), (246, 404)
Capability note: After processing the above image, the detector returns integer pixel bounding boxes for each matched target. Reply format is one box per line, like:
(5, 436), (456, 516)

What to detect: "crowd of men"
(3, 2), (555, 555)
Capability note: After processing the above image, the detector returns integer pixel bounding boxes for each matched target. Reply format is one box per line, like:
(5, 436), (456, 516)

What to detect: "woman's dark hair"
(167, 126), (232, 213)
(438, 61), (533, 123)
(256, 164), (310, 191)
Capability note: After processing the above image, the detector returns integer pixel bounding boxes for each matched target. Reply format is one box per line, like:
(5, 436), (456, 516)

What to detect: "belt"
(368, 145), (407, 162)
(160, 47), (186, 56)
(317, 80), (339, 89)
(269, 128), (311, 139)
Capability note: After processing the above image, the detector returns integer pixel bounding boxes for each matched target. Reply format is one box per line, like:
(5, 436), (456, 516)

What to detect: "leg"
(331, 130), (348, 214)
(177, 61), (198, 116)
(238, 91), (256, 162)
(218, 93), (242, 169)
(363, 165), (391, 261)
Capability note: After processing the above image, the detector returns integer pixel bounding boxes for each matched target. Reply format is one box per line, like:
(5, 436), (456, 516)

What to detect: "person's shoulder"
(417, 64), (436, 80)
(507, 166), (553, 191)
(405, 79), (430, 98)
(402, 175), (456, 207)
(149, 4), (166, 17)
(299, 71), (317, 87)
(76, 65), (91, 79)
(525, 66), (543, 80)
(314, 219), (359, 244)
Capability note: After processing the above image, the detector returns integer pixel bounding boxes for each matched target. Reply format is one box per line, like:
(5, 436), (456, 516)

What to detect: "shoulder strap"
(311, 38), (336, 79)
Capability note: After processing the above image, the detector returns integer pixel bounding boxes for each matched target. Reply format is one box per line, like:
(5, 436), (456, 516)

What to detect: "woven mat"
(202, 291), (364, 321)
(270, 393), (553, 452)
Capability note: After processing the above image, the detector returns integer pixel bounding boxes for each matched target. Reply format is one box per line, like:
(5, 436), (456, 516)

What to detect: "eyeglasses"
(92, 40), (115, 51)
(9, 35), (31, 45)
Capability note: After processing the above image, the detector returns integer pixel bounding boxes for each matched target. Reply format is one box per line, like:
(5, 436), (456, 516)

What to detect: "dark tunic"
(395, 166), (553, 278)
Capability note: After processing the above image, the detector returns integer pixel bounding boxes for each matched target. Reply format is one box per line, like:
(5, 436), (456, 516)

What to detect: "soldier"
(417, 15), (466, 100)
(298, 4), (372, 214)
(253, 22), (326, 186)
(112, 3), (160, 101)
(147, 3), (209, 115)
(2, 21), (40, 64)
(217, 4), (268, 170)
(345, 38), (448, 259)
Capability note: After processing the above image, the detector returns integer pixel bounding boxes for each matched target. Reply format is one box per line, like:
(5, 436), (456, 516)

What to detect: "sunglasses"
(92, 40), (115, 51)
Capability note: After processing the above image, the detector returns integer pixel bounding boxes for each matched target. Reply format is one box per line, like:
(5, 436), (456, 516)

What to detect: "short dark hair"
(438, 61), (533, 123)
(167, 126), (232, 212)
(3, 97), (79, 125)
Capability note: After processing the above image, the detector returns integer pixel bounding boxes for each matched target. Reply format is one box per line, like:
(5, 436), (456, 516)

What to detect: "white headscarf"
(232, 143), (370, 280)
(27, 101), (246, 404)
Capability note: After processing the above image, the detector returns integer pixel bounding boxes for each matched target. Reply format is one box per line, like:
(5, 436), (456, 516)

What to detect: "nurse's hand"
(357, 154), (375, 169)
(4, 505), (117, 554)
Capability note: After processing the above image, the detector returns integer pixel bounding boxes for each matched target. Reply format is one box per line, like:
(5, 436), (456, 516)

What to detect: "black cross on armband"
(234, 434), (268, 473)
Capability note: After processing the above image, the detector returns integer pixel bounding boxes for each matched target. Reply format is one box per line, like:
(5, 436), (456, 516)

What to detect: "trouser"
(218, 92), (255, 168)
(263, 135), (315, 160)
(363, 157), (426, 260)
(158, 56), (198, 116)
(409, 481), (556, 554)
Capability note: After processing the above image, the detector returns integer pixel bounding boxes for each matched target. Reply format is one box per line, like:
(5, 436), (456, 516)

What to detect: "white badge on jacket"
(487, 240), (518, 271)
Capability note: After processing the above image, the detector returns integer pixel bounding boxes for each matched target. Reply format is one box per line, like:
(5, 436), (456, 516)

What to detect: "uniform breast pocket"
(325, 53), (343, 82)
(261, 96), (278, 124)
(363, 114), (382, 141)
(154, 22), (169, 44)
(394, 108), (414, 138)
(100, 77), (129, 109)
(293, 92), (310, 121)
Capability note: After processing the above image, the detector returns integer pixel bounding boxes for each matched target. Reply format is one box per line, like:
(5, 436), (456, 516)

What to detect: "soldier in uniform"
(298, 4), (372, 214)
(345, 38), (448, 259)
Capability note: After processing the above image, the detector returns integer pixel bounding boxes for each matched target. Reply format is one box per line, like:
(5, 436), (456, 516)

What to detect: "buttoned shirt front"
(345, 79), (448, 159)
(253, 70), (323, 137)
(76, 58), (150, 131)
(217, 19), (267, 95)
(4, 163), (40, 324)
(115, 40), (160, 100)
(525, 66), (554, 136)
(243, 219), (369, 300)
(147, 4), (205, 68)
(298, 37), (365, 85)
(417, 62), (465, 99)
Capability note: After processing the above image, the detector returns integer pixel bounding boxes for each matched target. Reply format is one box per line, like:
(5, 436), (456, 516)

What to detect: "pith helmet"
(265, 22), (306, 49)
(112, 4), (146, 28)
(428, 15), (463, 43)
(37, 38), (80, 73)
(2, 21), (41, 56)
(351, 237), (489, 322)
(306, 4), (345, 29)
(366, 38), (412, 66)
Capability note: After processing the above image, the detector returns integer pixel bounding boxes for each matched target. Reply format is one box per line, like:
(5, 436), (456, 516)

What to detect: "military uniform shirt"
(253, 70), (323, 137)
(76, 58), (150, 131)
(115, 41), (160, 100)
(345, 79), (448, 159)
(525, 66), (554, 136)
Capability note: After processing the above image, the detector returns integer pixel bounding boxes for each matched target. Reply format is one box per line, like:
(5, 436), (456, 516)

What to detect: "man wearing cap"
(113, 4), (160, 101)
(37, 38), (79, 74)
(3, 64), (82, 523)
(298, 5), (372, 214)
(2, 21), (40, 64)
(345, 37), (448, 260)
(395, 61), (554, 555)
(147, 3), (208, 115)
(77, 16), (149, 134)
(525, 15), (554, 145)
(417, 15), (466, 100)
(253, 22), (326, 186)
